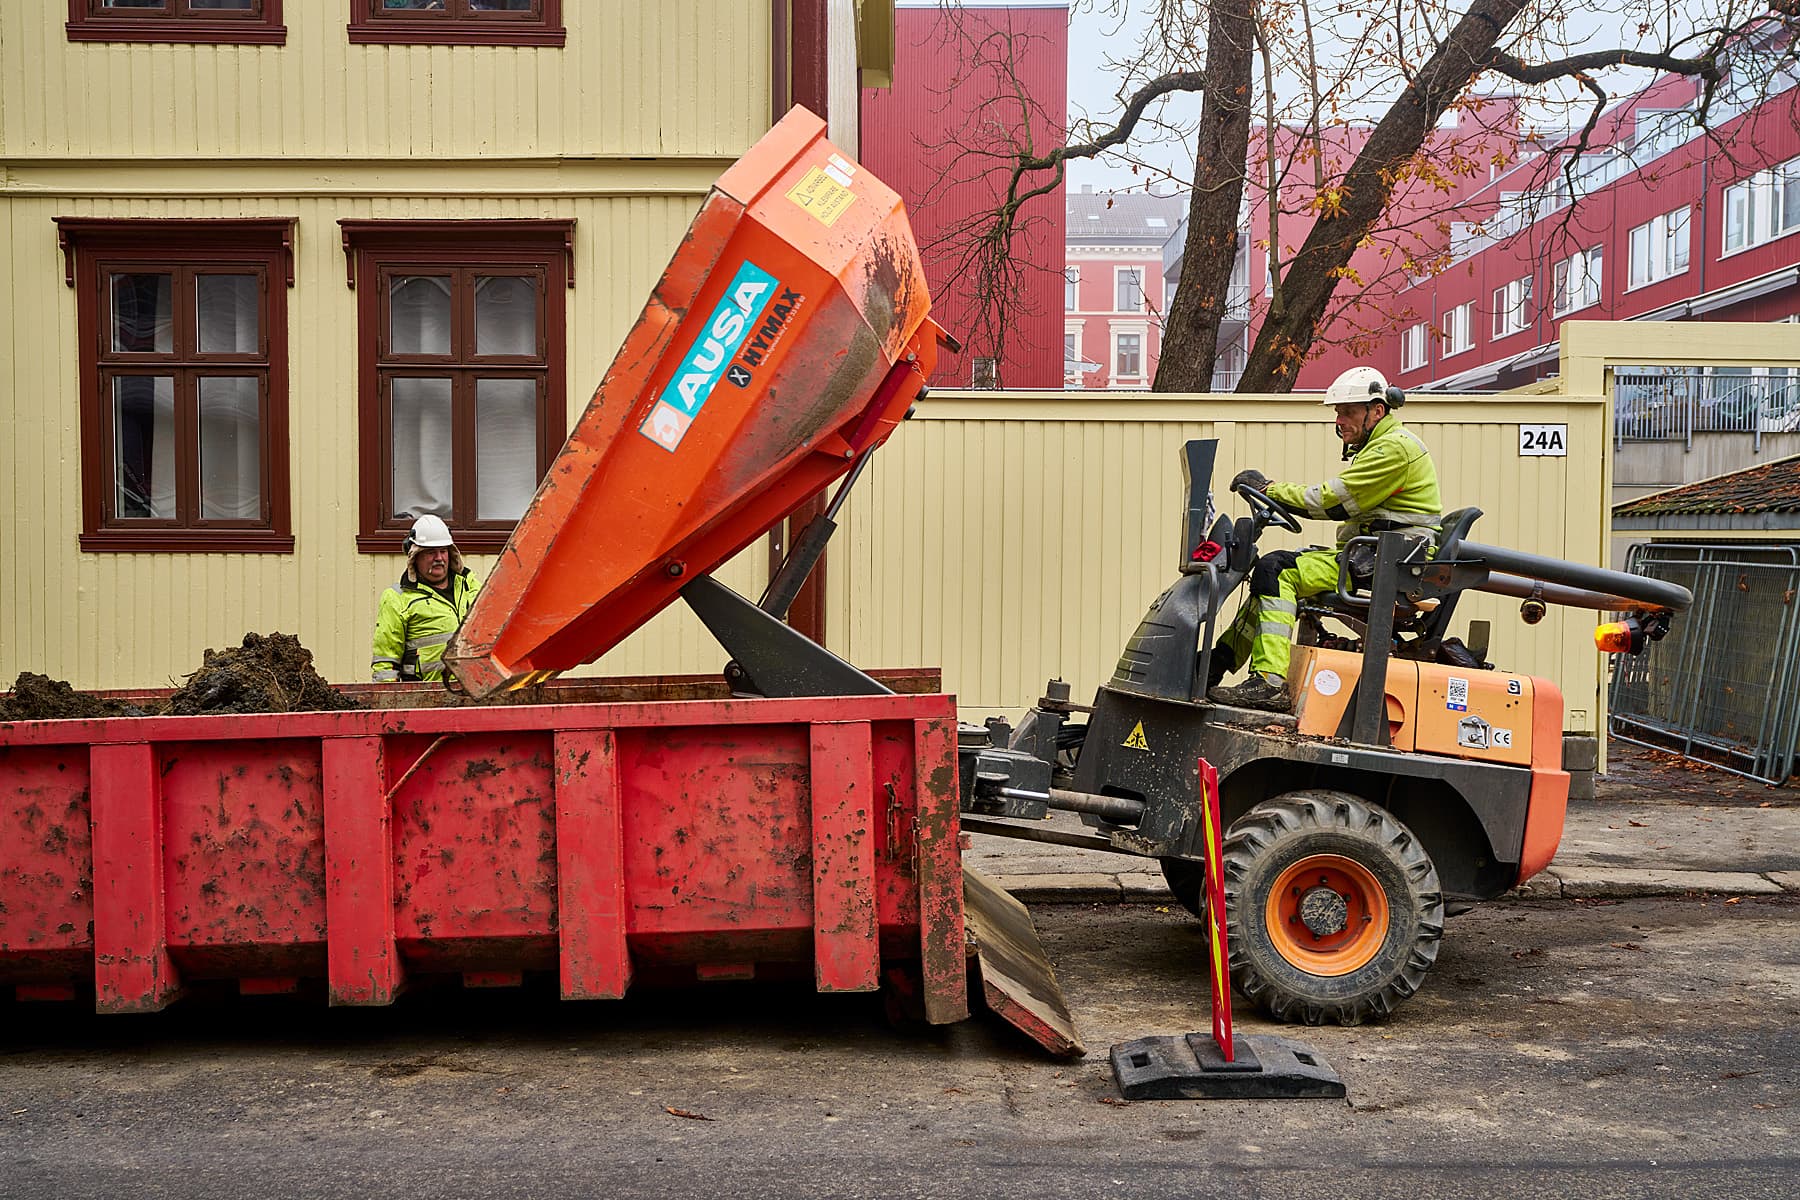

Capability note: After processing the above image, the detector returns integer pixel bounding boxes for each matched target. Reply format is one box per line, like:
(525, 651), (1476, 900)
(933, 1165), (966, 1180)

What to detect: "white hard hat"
(1324, 365), (1397, 407)
(404, 513), (455, 552)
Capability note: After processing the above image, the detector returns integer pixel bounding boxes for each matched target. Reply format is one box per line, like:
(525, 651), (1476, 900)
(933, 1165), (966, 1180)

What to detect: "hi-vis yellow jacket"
(371, 569), (481, 682)
(1266, 413), (1442, 547)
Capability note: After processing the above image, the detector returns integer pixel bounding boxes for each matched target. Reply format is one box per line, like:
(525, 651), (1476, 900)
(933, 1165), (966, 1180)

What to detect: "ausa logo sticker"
(640, 260), (780, 452)
(1122, 721), (1151, 751)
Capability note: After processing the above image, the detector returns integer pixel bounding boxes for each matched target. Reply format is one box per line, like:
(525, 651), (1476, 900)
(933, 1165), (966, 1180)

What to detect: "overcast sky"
(893, 1), (1695, 195)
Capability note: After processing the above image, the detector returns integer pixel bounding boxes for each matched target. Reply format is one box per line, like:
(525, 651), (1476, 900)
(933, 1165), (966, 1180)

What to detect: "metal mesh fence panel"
(1610, 543), (1800, 784)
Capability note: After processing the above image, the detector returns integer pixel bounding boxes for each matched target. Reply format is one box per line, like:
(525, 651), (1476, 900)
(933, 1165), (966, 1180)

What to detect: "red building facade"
(859, 3), (1068, 388)
(1229, 38), (1800, 393)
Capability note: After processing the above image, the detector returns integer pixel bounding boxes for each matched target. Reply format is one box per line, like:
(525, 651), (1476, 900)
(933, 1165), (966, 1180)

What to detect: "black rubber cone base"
(1109, 1033), (1347, 1100)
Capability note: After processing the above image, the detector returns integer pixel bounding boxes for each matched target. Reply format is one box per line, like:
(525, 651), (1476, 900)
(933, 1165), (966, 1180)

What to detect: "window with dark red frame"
(348, 0), (564, 47)
(67, 0), (286, 45)
(340, 220), (572, 553)
(56, 218), (295, 553)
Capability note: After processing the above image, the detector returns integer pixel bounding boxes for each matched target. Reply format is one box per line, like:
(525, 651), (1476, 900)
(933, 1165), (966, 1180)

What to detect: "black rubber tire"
(1159, 857), (1207, 919)
(1222, 789), (1444, 1026)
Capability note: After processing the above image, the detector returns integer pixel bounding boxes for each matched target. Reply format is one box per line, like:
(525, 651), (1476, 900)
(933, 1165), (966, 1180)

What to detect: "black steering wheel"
(1236, 483), (1303, 534)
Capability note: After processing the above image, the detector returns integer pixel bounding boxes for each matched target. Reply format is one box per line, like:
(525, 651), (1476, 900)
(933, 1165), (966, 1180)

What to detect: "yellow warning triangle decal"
(1122, 721), (1150, 751)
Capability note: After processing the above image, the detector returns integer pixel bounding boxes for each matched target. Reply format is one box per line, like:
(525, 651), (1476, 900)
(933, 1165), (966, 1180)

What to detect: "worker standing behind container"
(372, 514), (483, 683)
(1208, 366), (1443, 711)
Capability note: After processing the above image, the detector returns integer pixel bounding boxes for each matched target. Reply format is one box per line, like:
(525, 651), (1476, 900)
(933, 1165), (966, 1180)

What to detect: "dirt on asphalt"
(1600, 739), (1799, 808)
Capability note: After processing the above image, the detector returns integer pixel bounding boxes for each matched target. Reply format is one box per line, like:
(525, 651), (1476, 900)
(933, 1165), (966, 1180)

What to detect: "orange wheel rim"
(1265, 854), (1390, 976)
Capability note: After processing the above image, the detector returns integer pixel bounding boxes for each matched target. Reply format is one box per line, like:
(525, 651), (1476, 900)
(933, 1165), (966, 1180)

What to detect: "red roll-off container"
(0, 680), (965, 1021)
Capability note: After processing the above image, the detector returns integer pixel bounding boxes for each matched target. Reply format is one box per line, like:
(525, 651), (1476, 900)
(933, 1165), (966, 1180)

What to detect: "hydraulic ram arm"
(1458, 541), (1693, 613)
(444, 109), (945, 699)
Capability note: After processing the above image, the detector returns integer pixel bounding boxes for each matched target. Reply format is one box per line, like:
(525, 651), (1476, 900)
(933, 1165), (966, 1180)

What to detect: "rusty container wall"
(0, 693), (967, 1023)
(446, 107), (944, 699)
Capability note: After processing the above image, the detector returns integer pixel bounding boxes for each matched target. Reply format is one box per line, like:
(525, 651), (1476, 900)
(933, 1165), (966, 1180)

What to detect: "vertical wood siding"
(0, 2), (771, 160)
(825, 393), (1615, 733)
(2, 191), (767, 689)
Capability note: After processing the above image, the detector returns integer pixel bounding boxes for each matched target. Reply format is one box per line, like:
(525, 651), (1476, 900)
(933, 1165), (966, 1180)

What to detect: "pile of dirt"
(166, 632), (360, 715)
(0, 673), (146, 722)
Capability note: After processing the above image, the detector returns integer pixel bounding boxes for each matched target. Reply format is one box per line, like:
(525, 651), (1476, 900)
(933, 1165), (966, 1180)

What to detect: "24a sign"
(1519, 424), (1568, 456)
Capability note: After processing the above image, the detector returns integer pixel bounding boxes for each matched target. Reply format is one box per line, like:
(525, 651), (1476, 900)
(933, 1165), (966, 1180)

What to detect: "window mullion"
(175, 366), (199, 527)
(456, 369), (479, 529)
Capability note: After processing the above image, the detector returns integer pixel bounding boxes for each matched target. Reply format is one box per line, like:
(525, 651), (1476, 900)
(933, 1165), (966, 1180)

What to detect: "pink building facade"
(859, 3), (1069, 389)
(1065, 188), (1186, 389)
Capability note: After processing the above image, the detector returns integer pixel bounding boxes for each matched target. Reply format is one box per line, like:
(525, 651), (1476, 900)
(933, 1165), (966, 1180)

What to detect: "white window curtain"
(114, 376), (176, 519)
(392, 377), (455, 518)
(475, 378), (537, 520)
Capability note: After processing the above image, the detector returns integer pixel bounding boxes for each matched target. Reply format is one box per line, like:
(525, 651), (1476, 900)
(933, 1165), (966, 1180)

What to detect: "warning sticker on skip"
(786, 165), (857, 227)
(1446, 676), (1469, 712)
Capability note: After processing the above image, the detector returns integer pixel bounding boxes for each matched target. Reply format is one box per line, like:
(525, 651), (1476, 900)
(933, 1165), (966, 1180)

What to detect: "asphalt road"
(4, 895), (1797, 1199)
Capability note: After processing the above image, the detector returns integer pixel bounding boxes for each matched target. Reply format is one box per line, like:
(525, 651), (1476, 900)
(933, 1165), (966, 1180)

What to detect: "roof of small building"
(1066, 189), (1185, 242)
(1614, 453), (1800, 517)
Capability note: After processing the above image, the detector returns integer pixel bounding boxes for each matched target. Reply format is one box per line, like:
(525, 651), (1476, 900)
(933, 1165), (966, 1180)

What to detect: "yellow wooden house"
(1, 0), (896, 689)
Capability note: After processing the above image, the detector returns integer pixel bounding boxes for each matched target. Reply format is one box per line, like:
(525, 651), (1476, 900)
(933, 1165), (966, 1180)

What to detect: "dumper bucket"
(446, 108), (945, 699)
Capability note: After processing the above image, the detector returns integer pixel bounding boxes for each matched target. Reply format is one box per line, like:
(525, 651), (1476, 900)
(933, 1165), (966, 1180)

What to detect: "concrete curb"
(983, 867), (1799, 905)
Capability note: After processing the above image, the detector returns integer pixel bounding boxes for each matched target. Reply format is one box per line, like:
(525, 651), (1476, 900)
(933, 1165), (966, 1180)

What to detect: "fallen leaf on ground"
(1725, 896), (1742, 905)
(1098, 1096), (1131, 1107)
(1510, 947), (1546, 959)
(1610, 942), (1645, 951)
(1628, 820), (1648, 827)
(663, 1106), (714, 1121)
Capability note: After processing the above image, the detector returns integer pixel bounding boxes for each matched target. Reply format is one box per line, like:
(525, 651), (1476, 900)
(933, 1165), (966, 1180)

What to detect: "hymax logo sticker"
(640, 260), (779, 452)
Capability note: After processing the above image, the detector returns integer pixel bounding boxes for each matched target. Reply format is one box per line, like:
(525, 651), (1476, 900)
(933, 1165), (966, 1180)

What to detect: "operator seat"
(1298, 506), (1483, 643)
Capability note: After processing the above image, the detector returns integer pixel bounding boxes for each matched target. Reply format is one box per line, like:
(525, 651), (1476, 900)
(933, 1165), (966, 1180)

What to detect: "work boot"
(1208, 672), (1290, 712)
(1204, 649), (1237, 691)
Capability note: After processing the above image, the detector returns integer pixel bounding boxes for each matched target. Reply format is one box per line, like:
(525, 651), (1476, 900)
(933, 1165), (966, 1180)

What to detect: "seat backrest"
(1435, 506), (1482, 559)
(1421, 506), (1483, 643)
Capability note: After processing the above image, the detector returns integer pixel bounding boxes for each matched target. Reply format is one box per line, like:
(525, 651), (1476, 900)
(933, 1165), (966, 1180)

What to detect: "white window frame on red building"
(1401, 321), (1430, 373)
(1553, 246), (1604, 315)
(1722, 156), (1800, 256)
(1492, 276), (1533, 338)
(1441, 301), (1474, 357)
(1628, 208), (1691, 288)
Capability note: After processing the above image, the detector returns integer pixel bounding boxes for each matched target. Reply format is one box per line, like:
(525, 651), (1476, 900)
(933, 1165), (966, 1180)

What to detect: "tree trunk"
(1151, 0), (1256, 393)
(1237, 0), (1527, 392)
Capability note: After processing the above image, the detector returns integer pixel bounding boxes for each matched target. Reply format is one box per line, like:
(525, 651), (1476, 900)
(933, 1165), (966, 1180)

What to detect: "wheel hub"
(1296, 884), (1349, 937)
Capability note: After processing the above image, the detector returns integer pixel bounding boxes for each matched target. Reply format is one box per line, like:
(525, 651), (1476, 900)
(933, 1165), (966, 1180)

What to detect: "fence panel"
(1610, 542), (1800, 784)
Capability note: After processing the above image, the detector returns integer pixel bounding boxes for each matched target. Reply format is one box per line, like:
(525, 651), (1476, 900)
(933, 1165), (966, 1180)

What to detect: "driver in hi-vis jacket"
(1208, 366), (1443, 712)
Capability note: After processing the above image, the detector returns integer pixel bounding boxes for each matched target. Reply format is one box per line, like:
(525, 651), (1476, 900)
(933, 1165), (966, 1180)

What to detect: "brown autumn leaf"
(1610, 942), (1646, 951)
(1628, 819), (1648, 827)
(1098, 1096), (1132, 1107)
(1725, 897), (1743, 905)
(663, 1106), (714, 1121)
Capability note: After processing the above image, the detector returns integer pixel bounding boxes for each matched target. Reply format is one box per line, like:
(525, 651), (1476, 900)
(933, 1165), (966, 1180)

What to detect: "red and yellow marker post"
(1197, 756), (1234, 1061)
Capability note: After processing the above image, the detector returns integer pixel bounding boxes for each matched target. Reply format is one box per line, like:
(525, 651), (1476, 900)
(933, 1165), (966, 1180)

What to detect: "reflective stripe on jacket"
(1265, 412), (1443, 547)
(371, 568), (481, 682)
